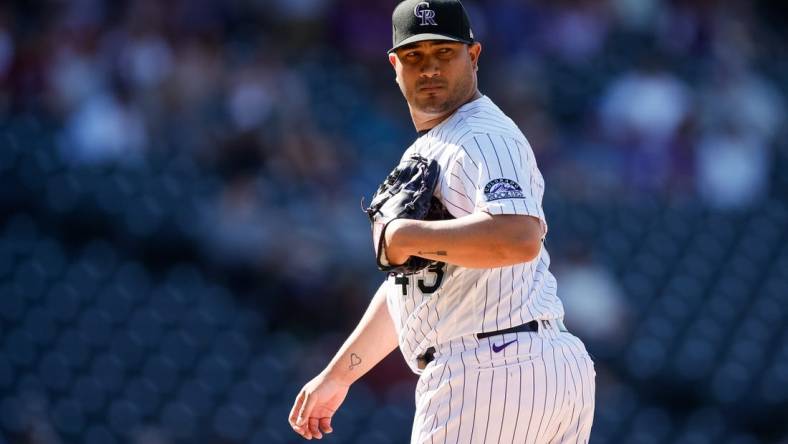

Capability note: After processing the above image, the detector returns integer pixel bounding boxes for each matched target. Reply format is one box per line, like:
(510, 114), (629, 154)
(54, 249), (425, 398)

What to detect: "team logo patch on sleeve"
(484, 178), (524, 201)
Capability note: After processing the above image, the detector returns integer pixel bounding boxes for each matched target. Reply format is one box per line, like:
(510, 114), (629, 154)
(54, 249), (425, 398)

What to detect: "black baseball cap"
(389, 0), (475, 54)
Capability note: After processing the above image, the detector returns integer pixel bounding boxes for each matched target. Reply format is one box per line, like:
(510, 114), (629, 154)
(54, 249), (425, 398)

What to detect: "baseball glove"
(364, 154), (450, 275)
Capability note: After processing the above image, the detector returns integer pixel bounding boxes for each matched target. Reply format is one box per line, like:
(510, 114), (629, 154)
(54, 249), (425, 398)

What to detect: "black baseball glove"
(364, 154), (450, 275)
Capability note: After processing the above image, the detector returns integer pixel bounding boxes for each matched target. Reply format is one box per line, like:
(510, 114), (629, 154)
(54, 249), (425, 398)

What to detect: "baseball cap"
(389, 0), (475, 54)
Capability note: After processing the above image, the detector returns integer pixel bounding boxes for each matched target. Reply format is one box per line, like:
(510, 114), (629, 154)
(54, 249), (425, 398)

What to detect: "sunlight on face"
(391, 41), (481, 115)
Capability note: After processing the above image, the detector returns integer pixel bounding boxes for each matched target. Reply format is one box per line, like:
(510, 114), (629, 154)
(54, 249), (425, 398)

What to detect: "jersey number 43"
(394, 263), (446, 295)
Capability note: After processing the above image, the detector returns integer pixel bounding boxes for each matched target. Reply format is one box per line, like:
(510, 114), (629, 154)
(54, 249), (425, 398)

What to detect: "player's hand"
(289, 373), (350, 440)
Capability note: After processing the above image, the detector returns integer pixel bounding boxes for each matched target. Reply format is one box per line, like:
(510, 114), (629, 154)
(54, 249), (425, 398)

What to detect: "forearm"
(322, 284), (399, 386)
(387, 212), (543, 268)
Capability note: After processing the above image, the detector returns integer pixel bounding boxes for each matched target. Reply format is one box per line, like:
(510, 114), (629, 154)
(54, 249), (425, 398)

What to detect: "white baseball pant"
(411, 320), (595, 443)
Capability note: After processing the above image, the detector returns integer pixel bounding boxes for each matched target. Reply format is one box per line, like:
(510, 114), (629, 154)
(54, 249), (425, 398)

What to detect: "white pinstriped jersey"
(385, 95), (566, 373)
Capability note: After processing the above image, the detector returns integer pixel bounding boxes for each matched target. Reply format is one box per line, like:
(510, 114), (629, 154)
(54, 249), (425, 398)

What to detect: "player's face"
(390, 41), (481, 115)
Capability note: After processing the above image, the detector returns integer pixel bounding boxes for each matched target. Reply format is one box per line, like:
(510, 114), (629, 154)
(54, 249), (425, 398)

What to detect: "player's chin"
(414, 96), (452, 114)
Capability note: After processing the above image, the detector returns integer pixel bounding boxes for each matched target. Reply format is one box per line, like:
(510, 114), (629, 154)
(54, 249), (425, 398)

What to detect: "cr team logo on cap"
(414, 2), (438, 26)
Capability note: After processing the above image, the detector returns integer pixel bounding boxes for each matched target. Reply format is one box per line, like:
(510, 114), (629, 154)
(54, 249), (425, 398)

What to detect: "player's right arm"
(288, 283), (398, 440)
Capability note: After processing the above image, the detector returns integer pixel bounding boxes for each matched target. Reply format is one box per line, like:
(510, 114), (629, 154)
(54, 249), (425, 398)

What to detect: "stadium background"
(1, 0), (787, 443)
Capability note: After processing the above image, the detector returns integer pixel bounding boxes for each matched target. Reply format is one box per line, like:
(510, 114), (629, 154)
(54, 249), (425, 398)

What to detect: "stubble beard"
(416, 94), (458, 114)
(410, 73), (475, 116)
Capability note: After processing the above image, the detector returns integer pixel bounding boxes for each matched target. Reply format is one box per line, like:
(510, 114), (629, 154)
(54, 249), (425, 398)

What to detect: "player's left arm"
(384, 212), (543, 268)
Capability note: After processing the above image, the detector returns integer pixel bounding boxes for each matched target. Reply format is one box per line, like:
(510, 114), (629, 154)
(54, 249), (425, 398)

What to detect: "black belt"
(476, 320), (540, 339)
(416, 320), (567, 370)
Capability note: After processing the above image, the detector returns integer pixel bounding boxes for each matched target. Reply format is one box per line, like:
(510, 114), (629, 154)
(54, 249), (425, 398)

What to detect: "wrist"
(323, 363), (356, 387)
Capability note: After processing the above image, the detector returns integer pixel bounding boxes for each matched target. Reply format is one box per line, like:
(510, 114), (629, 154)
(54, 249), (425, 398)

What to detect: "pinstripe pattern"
(383, 96), (594, 443)
(411, 325), (595, 443)
(385, 96), (563, 372)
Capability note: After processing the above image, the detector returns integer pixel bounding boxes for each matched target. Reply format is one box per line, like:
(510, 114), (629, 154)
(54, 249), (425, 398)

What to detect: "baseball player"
(289, 1), (596, 442)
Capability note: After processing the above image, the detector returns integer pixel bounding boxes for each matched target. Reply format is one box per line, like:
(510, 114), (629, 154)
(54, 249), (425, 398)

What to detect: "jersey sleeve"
(446, 134), (548, 234)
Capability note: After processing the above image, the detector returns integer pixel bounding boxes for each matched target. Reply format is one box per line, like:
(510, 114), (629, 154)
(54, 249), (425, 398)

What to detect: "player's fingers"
(292, 424), (310, 439)
(291, 420), (311, 439)
(289, 392), (315, 439)
(318, 417), (333, 434)
(308, 417), (323, 439)
(297, 392), (318, 426)
(289, 391), (305, 426)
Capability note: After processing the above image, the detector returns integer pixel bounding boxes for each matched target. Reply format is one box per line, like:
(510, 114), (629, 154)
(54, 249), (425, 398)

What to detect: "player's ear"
(389, 53), (398, 69)
(468, 43), (481, 70)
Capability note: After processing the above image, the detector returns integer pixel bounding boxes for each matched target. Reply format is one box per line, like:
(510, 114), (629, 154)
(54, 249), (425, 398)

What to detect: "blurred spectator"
(163, 37), (224, 150)
(118, 30), (174, 95)
(540, 0), (611, 64)
(694, 49), (783, 209)
(598, 52), (691, 191)
(555, 244), (631, 356)
(59, 86), (149, 164)
(654, 0), (715, 57)
(47, 40), (106, 114)
(225, 67), (274, 133)
(204, 175), (273, 268)
(695, 122), (771, 210)
(698, 59), (784, 142)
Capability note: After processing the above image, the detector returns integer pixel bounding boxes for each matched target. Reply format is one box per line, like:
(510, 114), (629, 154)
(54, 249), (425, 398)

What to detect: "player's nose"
(419, 56), (441, 77)
(419, 67), (441, 79)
